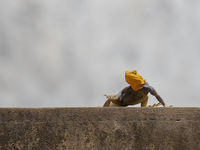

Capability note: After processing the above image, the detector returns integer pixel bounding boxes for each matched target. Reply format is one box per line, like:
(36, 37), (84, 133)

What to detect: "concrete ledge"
(0, 107), (199, 150)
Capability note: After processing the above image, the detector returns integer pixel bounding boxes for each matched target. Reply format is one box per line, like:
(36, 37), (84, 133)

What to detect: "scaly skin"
(103, 82), (165, 107)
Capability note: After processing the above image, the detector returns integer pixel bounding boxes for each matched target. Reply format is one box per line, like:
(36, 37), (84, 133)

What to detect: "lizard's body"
(104, 82), (165, 107)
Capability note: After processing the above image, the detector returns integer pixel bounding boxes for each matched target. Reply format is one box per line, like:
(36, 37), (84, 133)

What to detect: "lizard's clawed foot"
(104, 94), (118, 101)
(148, 102), (161, 107)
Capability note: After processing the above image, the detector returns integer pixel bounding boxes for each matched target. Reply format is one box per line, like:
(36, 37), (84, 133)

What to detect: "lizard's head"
(125, 70), (146, 91)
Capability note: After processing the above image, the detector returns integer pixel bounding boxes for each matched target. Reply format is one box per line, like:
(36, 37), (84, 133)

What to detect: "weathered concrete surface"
(0, 108), (199, 150)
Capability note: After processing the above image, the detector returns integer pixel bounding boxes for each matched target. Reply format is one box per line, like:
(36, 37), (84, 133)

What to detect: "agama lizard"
(103, 70), (165, 107)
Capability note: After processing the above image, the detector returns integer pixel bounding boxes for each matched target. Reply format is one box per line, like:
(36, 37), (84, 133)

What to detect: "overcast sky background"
(0, 0), (200, 107)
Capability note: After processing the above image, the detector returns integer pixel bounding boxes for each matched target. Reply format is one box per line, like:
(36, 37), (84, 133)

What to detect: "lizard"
(103, 70), (165, 107)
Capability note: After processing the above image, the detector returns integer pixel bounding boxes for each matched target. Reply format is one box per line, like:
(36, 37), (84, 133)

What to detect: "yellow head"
(125, 70), (146, 91)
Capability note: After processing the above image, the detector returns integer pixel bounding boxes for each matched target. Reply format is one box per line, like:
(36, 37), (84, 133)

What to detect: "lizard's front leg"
(144, 85), (165, 107)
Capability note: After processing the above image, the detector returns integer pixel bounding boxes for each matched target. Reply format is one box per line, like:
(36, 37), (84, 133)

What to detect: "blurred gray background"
(0, 0), (200, 107)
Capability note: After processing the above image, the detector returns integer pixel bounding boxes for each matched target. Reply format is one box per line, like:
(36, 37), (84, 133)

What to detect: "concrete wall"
(0, 107), (199, 150)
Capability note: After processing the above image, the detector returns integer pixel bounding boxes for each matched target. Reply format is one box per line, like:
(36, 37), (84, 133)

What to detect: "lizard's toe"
(148, 102), (161, 107)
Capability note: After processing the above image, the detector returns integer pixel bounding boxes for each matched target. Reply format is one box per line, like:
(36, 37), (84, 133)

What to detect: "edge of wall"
(0, 107), (199, 150)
